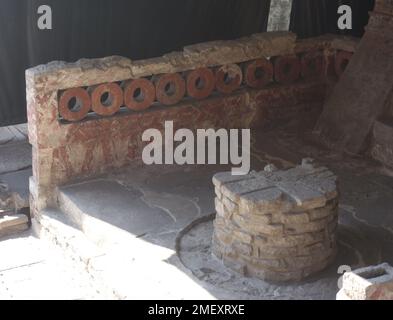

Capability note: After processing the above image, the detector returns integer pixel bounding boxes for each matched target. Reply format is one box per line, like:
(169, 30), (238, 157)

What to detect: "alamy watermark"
(37, 5), (52, 30)
(142, 121), (250, 176)
(37, 4), (353, 32)
(338, 5), (352, 30)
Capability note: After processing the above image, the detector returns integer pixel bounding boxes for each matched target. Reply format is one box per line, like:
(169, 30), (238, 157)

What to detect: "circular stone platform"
(211, 159), (339, 282)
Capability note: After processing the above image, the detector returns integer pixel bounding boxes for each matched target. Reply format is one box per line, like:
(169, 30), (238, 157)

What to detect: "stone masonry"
(212, 159), (339, 282)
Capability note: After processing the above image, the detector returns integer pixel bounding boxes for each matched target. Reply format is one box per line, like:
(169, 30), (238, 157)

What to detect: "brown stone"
(285, 217), (330, 234)
(257, 245), (298, 259)
(309, 200), (338, 220)
(281, 212), (310, 224)
(232, 213), (283, 236)
(222, 196), (238, 214)
(268, 231), (326, 247)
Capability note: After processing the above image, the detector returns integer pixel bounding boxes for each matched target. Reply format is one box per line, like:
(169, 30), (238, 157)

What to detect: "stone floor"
(0, 124), (31, 175)
(1, 118), (393, 299)
(0, 232), (111, 299)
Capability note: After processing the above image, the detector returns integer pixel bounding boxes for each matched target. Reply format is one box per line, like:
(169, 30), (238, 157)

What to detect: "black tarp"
(290, 0), (375, 38)
(0, 0), (374, 126)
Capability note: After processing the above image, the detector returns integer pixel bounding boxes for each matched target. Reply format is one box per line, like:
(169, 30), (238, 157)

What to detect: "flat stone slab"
(58, 180), (176, 240)
(0, 124), (28, 146)
(0, 142), (31, 175)
(213, 160), (338, 213)
(0, 168), (32, 211)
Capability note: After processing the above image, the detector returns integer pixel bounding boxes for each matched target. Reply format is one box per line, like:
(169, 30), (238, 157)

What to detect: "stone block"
(285, 217), (329, 234)
(268, 231), (326, 247)
(281, 212), (310, 224)
(337, 263), (393, 300)
(222, 196), (238, 214)
(239, 188), (290, 214)
(232, 214), (283, 236)
(257, 245), (298, 259)
(309, 200), (338, 220)
(232, 229), (253, 244)
(284, 248), (335, 269)
(232, 242), (253, 256)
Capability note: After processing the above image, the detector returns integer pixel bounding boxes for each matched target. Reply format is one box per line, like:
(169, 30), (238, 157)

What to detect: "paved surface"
(0, 168), (31, 210)
(0, 232), (109, 299)
(0, 124), (31, 176)
(0, 124), (28, 146)
(1, 119), (393, 299)
(0, 142), (31, 175)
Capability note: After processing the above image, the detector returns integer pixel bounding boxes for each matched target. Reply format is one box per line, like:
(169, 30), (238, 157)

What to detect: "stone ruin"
(212, 159), (339, 282)
(26, 31), (357, 219)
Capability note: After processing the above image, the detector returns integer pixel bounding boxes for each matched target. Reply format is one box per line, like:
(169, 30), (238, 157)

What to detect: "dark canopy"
(1, 0), (271, 126)
(290, 0), (375, 38)
(0, 0), (374, 126)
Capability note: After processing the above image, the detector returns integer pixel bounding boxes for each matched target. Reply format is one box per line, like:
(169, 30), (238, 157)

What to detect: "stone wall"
(212, 160), (339, 282)
(26, 31), (358, 217)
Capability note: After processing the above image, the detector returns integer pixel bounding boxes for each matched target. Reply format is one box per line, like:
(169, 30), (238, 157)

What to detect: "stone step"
(31, 208), (118, 299)
(32, 208), (105, 265)
(0, 214), (29, 239)
(33, 207), (211, 299)
(56, 179), (175, 249)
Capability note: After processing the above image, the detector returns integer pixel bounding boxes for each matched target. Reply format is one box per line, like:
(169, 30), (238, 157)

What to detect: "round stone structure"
(212, 159), (339, 282)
